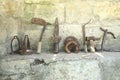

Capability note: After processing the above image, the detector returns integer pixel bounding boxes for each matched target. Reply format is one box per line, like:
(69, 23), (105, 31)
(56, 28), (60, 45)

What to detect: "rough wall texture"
(0, 59), (101, 80)
(0, 52), (120, 80)
(0, 0), (120, 55)
(0, 0), (24, 55)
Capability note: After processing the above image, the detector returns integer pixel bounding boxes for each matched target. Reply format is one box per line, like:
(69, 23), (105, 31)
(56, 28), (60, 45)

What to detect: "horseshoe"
(65, 41), (79, 53)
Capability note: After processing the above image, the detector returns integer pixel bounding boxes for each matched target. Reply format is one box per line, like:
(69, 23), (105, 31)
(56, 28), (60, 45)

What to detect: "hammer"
(31, 18), (48, 53)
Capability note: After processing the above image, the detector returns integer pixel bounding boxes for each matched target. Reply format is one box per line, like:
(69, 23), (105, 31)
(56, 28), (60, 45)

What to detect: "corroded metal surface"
(11, 35), (21, 54)
(53, 18), (61, 53)
(31, 18), (47, 53)
(100, 27), (116, 51)
(64, 36), (79, 53)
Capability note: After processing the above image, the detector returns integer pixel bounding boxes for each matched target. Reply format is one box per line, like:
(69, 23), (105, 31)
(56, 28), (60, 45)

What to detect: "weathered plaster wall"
(0, 0), (120, 55)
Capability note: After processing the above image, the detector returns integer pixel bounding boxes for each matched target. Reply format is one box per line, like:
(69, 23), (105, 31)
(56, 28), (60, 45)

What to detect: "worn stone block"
(0, 54), (102, 80)
(65, 1), (93, 24)
(25, 0), (59, 4)
(0, 30), (8, 44)
(0, 60), (31, 74)
(0, 44), (7, 56)
(100, 57), (120, 80)
(0, 0), (24, 17)
(1, 52), (120, 80)
(43, 60), (101, 80)
(93, 1), (120, 20)
(31, 4), (64, 23)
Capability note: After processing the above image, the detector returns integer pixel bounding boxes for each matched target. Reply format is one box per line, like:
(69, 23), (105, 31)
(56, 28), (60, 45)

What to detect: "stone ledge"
(0, 52), (120, 80)
(1, 52), (120, 62)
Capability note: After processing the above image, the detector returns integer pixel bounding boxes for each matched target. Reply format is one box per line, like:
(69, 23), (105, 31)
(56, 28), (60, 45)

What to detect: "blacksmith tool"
(31, 18), (47, 53)
(53, 18), (61, 53)
(100, 27), (116, 51)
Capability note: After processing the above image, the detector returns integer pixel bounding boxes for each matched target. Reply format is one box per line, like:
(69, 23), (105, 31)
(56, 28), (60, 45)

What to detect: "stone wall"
(0, 0), (120, 55)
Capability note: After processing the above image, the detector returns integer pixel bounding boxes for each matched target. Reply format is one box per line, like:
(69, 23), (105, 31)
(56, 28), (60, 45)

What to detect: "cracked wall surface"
(0, 0), (120, 55)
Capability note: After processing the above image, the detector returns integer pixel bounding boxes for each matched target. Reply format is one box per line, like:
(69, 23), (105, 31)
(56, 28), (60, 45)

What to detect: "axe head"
(31, 18), (46, 26)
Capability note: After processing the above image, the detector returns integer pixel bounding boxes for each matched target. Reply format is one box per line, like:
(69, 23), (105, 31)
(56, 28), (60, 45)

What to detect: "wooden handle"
(37, 42), (42, 53)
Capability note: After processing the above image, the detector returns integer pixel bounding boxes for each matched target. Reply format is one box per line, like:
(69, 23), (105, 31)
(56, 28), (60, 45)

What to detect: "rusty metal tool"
(20, 35), (33, 54)
(22, 35), (30, 50)
(86, 36), (100, 53)
(11, 35), (21, 54)
(53, 17), (61, 53)
(100, 27), (116, 51)
(31, 18), (47, 53)
(82, 19), (91, 52)
(64, 36), (79, 54)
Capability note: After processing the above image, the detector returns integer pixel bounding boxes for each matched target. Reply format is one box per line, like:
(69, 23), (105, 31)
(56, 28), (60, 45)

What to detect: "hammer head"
(86, 36), (100, 41)
(31, 18), (46, 26)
